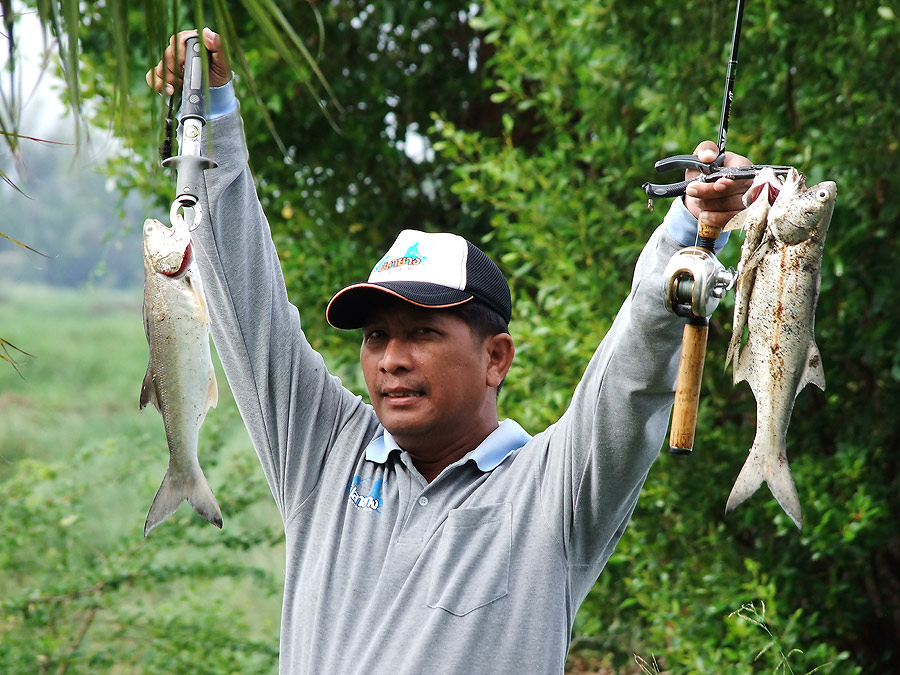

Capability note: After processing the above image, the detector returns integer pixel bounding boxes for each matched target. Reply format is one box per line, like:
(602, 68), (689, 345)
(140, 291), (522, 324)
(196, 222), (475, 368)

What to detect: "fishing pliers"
(643, 153), (793, 198)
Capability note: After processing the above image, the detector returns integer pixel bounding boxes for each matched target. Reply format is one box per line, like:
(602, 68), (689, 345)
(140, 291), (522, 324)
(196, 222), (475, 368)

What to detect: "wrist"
(208, 78), (238, 119)
(664, 197), (730, 253)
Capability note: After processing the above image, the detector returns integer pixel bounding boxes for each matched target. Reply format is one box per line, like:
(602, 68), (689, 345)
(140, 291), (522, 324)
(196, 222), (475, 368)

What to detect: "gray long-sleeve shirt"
(191, 103), (711, 674)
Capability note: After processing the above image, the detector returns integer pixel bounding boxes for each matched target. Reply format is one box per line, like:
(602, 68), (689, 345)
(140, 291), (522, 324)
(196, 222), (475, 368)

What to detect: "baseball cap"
(326, 229), (512, 329)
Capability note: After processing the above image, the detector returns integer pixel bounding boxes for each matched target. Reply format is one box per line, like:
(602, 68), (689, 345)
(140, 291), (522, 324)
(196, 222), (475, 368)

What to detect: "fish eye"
(817, 189), (829, 201)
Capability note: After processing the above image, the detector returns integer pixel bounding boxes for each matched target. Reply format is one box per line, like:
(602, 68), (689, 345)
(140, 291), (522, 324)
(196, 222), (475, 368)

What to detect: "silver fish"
(725, 176), (837, 529)
(724, 167), (786, 372)
(140, 217), (222, 536)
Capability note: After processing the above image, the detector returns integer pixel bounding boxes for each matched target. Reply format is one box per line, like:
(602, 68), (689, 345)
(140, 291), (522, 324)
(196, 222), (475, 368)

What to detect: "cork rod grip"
(698, 217), (724, 242)
(668, 206), (724, 455)
(669, 320), (709, 454)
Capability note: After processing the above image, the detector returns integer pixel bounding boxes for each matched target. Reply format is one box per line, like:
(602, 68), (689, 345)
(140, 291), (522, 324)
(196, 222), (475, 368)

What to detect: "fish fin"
(798, 340), (826, 394)
(725, 284), (751, 374)
(206, 372), (219, 412)
(724, 209), (748, 233)
(726, 440), (803, 529)
(733, 338), (751, 385)
(766, 453), (803, 530)
(744, 234), (773, 271)
(139, 366), (160, 412)
(144, 461), (224, 536)
(185, 270), (210, 323)
(142, 297), (150, 341)
(724, 332), (741, 374)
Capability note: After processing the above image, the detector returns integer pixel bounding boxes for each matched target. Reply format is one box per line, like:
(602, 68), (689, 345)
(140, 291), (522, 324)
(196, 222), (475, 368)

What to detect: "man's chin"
(378, 415), (432, 445)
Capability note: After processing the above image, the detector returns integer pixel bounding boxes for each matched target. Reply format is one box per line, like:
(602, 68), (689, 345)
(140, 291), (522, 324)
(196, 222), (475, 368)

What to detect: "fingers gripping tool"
(162, 36), (217, 232)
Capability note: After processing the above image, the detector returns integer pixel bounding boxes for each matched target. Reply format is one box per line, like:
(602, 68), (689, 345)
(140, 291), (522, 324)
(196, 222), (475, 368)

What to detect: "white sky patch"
(384, 111), (434, 164)
(400, 123), (434, 164)
(0, 6), (69, 136)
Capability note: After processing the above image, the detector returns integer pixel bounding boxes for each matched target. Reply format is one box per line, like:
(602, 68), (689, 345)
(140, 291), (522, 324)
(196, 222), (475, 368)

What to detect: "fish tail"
(764, 450), (803, 530)
(725, 443), (766, 515)
(144, 461), (224, 536)
(725, 439), (802, 529)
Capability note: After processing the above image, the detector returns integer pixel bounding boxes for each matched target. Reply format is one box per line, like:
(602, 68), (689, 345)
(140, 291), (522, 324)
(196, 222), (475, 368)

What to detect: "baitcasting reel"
(663, 247), (736, 320)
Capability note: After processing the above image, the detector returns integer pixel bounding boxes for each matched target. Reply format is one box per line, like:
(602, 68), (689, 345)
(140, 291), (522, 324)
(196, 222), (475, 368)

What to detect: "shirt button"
(418, 496), (429, 506)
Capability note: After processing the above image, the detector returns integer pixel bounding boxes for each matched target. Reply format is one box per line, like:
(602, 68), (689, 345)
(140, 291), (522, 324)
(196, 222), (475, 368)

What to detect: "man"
(149, 28), (749, 674)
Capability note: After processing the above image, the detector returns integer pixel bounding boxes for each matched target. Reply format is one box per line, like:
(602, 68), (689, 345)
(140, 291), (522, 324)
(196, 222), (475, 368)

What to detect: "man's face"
(360, 301), (500, 450)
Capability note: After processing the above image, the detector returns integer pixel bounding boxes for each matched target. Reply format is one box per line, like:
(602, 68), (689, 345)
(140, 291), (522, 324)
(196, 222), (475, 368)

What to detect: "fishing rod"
(161, 35), (217, 230)
(644, 0), (752, 456)
(644, 0), (749, 204)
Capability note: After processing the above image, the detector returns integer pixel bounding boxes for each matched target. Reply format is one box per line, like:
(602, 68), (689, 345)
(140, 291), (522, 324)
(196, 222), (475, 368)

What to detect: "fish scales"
(726, 173), (836, 529)
(140, 217), (222, 536)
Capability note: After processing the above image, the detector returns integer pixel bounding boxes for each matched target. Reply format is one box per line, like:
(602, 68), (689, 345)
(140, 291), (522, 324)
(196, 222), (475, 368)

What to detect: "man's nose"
(379, 337), (414, 372)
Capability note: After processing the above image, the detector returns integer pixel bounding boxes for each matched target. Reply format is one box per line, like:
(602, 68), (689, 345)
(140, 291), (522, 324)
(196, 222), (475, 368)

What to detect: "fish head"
(769, 168), (805, 210)
(142, 218), (193, 277)
(769, 180), (837, 245)
(766, 168), (808, 242)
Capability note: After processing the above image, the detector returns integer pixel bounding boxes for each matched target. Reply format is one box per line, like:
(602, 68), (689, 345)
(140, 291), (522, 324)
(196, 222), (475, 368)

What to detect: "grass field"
(0, 284), (285, 672)
(0, 284), (155, 468)
(0, 283), (280, 536)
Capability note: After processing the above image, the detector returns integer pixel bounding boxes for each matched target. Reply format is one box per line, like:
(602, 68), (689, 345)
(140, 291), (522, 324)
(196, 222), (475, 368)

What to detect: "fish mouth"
(747, 180), (781, 207)
(161, 241), (193, 278)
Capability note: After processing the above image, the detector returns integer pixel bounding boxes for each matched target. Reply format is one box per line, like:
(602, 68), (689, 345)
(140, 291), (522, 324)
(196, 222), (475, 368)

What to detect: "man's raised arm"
(533, 144), (750, 584)
(148, 29), (379, 522)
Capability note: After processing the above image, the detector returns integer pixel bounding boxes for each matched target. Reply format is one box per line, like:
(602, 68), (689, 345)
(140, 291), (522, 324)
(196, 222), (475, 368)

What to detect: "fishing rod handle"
(670, 316), (708, 454)
(180, 36), (206, 121)
(697, 212), (726, 242)
(668, 212), (725, 455)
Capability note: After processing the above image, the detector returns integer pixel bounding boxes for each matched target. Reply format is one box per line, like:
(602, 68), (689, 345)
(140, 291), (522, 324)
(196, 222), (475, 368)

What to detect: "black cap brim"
(326, 281), (474, 329)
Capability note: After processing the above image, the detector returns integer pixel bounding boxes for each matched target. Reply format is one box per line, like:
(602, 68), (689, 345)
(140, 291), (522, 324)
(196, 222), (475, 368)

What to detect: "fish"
(140, 217), (222, 536)
(723, 167), (785, 372)
(725, 173), (837, 529)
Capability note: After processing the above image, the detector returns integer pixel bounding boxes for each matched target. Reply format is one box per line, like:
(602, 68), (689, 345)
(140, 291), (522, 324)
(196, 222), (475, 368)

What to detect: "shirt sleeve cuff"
(663, 196), (731, 252)
(208, 79), (238, 119)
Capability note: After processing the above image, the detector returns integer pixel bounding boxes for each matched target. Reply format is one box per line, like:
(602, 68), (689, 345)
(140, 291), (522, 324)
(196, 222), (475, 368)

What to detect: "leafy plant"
(729, 601), (833, 675)
(3, 0), (898, 672)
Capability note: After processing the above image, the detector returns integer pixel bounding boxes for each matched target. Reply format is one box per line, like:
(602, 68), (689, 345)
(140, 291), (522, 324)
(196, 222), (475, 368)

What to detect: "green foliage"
(15, 0), (900, 672)
(437, 1), (898, 672)
(1, 450), (280, 674)
(728, 601), (844, 675)
(0, 287), (282, 673)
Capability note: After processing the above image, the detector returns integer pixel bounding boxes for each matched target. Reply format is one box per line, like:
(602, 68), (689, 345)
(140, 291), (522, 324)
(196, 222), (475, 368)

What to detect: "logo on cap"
(377, 242), (427, 273)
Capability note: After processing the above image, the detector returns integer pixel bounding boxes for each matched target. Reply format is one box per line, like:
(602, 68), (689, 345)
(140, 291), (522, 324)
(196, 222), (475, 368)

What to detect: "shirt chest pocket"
(426, 502), (512, 616)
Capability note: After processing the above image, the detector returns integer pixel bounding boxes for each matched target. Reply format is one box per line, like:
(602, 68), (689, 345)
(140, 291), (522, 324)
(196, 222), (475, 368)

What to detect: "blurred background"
(1, 1), (898, 673)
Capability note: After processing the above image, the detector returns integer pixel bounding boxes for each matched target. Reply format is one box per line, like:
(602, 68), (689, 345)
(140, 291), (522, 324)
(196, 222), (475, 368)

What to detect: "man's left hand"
(684, 140), (751, 231)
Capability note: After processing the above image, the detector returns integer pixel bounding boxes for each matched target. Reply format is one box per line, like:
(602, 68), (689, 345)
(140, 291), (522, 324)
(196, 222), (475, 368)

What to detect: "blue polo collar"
(364, 419), (532, 472)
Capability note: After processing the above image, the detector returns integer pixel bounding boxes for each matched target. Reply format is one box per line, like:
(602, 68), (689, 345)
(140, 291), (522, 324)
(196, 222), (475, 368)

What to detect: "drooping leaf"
(0, 229), (51, 256)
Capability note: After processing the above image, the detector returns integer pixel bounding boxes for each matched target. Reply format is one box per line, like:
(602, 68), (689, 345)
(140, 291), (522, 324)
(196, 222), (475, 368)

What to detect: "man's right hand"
(146, 27), (231, 96)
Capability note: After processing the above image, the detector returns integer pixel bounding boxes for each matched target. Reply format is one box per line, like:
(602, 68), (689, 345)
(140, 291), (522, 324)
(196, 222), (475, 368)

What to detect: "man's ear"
(485, 333), (515, 389)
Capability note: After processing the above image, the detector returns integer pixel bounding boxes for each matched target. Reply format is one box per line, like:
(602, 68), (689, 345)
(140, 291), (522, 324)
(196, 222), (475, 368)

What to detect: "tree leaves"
(4, 0), (899, 671)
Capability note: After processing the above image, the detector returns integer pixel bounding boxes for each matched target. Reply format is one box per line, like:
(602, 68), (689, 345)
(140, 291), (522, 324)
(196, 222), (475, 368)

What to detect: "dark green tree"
(5, 0), (898, 672)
